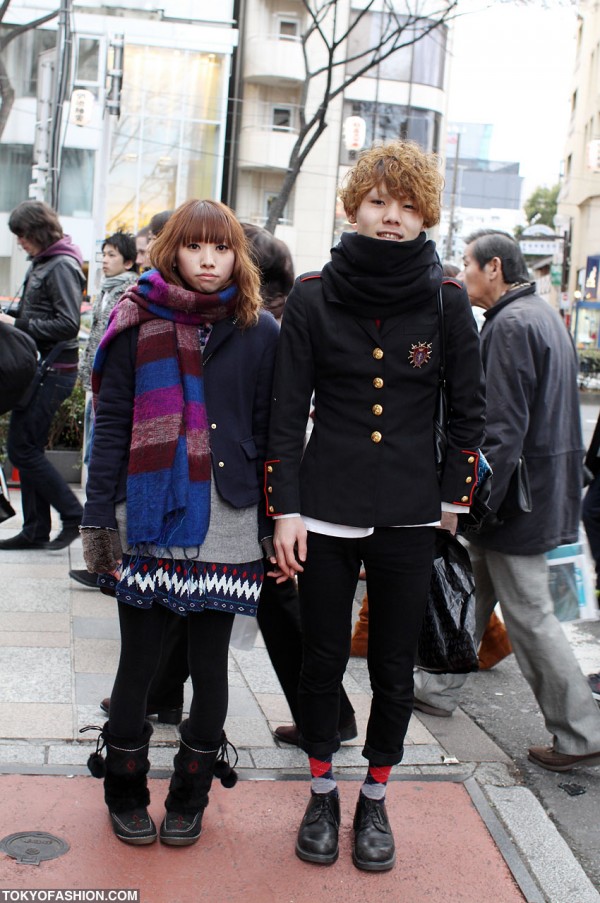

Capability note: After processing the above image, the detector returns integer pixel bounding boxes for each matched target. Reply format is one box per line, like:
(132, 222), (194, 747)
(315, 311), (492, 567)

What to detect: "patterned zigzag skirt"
(97, 554), (264, 618)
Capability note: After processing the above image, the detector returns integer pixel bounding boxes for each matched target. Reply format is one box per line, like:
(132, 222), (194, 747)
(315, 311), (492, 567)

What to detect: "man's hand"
(0, 312), (15, 325)
(273, 516), (307, 579)
(438, 511), (458, 535)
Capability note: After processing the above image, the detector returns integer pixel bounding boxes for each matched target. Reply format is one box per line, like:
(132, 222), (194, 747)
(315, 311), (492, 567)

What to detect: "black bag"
(0, 322), (38, 415)
(11, 341), (68, 413)
(416, 533), (479, 674)
(497, 456), (532, 520)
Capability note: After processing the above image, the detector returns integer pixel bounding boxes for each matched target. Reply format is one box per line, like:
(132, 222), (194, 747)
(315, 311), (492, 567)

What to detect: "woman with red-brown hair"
(80, 199), (279, 847)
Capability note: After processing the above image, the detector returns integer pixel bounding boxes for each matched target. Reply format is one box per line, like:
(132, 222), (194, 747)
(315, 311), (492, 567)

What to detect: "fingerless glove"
(80, 527), (123, 574)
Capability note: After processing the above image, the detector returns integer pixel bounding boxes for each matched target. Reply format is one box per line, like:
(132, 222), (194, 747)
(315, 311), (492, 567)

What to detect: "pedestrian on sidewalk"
(412, 229), (600, 772)
(266, 140), (485, 871)
(69, 230), (137, 589)
(80, 199), (279, 846)
(0, 201), (85, 551)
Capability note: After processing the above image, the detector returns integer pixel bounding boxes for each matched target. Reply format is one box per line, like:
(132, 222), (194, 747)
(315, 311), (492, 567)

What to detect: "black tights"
(108, 602), (234, 742)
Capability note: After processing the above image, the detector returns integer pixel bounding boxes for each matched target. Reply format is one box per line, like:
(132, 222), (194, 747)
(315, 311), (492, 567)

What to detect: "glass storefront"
(106, 45), (227, 232)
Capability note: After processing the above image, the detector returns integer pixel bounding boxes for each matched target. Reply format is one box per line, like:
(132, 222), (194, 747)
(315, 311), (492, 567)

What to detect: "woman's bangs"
(182, 202), (235, 246)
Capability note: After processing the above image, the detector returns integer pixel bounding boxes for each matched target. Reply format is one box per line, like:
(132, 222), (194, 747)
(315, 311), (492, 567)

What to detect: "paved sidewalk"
(0, 490), (598, 903)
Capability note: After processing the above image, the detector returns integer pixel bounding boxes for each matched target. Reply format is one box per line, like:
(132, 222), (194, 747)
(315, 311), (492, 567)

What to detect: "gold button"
(373, 377), (384, 389)
(267, 465), (273, 473)
(465, 476), (472, 484)
(372, 404), (383, 416)
(371, 431), (382, 443)
(461, 495), (469, 502)
(468, 456), (475, 464)
(372, 347), (384, 360)
(269, 505), (274, 513)
(218, 461), (225, 468)
(267, 486), (273, 493)
(211, 423), (217, 429)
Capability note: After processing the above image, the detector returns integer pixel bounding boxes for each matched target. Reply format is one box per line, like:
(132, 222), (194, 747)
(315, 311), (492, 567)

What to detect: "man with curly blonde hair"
(266, 140), (485, 871)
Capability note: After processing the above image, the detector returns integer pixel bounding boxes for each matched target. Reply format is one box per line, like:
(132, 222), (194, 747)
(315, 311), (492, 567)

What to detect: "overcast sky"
(446, 0), (578, 195)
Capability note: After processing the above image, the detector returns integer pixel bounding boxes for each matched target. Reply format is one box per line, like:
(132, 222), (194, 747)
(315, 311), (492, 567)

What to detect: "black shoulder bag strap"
(433, 287), (447, 477)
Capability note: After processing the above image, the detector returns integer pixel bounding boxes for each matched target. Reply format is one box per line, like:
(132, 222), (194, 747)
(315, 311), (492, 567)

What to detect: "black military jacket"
(265, 275), (485, 528)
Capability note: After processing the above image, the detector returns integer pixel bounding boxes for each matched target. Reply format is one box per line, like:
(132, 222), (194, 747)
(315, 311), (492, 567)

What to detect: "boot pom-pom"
(87, 751), (106, 778)
(214, 759), (238, 788)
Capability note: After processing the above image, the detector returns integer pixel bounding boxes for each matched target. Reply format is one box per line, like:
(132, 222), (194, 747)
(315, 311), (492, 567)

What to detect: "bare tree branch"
(264, 0), (459, 232)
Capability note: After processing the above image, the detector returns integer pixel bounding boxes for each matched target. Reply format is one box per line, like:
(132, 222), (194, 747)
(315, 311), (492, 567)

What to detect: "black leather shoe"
(340, 716), (358, 742)
(100, 697), (183, 725)
(44, 524), (80, 550)
(109, 807), (157, 845)
(352, 794), (396, 871)
(274, 717), (358, 747)
(69, 568), (99, 588)
(0, 531), (47, 550)
(160, 810), (204, 846)
(295, 791), (340, 865)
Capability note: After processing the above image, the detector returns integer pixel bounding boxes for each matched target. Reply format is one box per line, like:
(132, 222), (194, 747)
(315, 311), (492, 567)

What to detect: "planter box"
(2, 451), (82, 485)
(45, 449), (83, 484)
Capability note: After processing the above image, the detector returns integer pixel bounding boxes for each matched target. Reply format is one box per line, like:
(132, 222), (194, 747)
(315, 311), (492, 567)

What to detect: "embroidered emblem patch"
(408, 342), (432, 368)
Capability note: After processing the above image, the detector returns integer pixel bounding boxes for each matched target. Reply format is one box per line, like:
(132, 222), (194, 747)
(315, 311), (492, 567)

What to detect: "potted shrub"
(45, 380), (85, 483)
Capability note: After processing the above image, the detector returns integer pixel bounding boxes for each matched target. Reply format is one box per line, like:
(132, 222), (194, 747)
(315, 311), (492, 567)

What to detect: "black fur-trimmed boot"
(160, 719), (238, 846)
(81, 721), (157, 845)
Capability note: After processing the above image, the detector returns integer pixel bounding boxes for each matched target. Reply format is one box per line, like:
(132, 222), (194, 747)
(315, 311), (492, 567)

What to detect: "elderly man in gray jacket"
(414, 229), (600, 772)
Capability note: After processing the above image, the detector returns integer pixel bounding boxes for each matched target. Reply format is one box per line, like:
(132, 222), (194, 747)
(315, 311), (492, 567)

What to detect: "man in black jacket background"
(0, 201), (85, 551)
(413, 229), (600, 772)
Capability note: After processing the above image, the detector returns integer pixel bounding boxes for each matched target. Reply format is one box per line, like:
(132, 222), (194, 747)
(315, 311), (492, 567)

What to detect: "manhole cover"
(0, 832), (70, 865)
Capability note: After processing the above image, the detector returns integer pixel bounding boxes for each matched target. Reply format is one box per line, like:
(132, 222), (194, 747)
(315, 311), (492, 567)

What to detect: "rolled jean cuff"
(299, 733), (341, 760)
(362, 742), (404, 767)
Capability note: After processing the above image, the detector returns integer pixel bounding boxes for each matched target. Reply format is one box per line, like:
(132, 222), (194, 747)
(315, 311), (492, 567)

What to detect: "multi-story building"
(0, 1), (237, 295)
(232, 0), (451, 274)
(558, 0), (600, 347)
(1, 0), (454, 288)
(439, 123), (524, 267)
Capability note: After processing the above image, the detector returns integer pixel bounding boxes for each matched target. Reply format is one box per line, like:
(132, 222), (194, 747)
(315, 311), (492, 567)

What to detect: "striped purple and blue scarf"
(92, 268), (237, 549)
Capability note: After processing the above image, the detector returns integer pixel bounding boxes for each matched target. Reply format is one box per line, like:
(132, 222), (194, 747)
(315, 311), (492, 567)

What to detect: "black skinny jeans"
(297, 527), (435, 766)
(8, 368), (83, 541)
(108, 601), (234, 743)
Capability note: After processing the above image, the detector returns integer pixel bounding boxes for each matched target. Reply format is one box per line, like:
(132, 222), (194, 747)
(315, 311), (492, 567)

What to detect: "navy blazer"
(82, 310), (279, 541)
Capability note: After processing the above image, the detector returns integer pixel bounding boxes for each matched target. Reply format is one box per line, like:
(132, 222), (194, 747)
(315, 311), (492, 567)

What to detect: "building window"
(75, 36), (101, 88)
(346, 13), (447, 89)
(106, 45), (227, 232)
(339, 100), (442, 164)
(278, 19), (299, 39)
(0, 25), (56, 99)
(58, 148), (95, 217)
(272, 106), (293, 131)
(0, 144), (34, 212)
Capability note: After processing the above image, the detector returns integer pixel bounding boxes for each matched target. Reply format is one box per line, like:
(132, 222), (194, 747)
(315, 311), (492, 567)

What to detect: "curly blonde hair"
(339, 141), (443, 229)
(150, 200), (262, 328)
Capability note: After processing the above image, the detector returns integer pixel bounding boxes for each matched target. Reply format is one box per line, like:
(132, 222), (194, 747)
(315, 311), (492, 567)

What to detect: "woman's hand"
(438, 511), (458, 536)
(273, 516), (307, 579)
